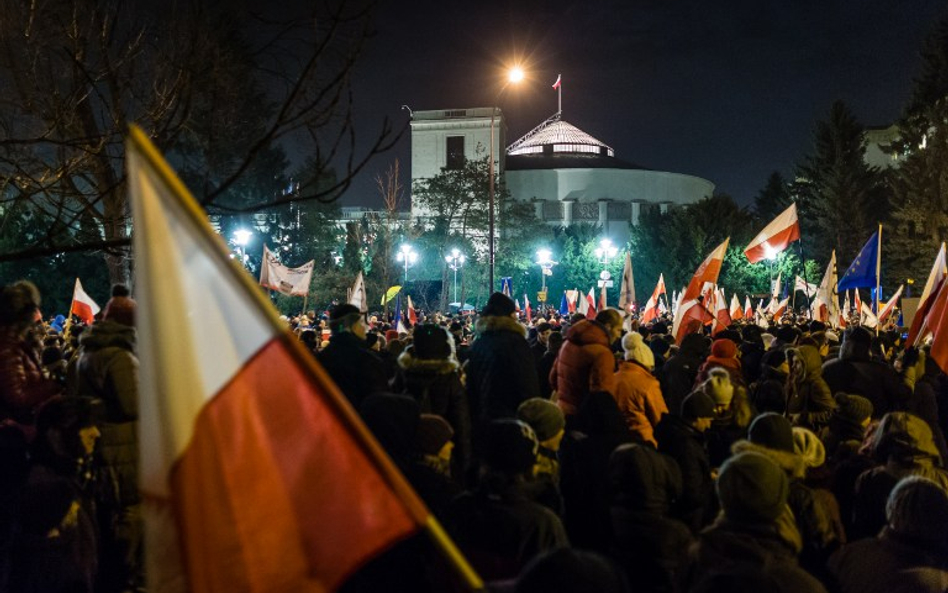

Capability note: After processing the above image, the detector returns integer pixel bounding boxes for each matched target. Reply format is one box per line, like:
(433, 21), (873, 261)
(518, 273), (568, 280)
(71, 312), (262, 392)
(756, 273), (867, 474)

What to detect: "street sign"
(597, 280), (614, 288)
(537, 290), (548, 303)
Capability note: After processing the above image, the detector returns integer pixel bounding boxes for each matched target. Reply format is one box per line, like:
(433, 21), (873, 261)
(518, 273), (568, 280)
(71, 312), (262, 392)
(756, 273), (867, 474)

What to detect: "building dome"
(507, 115), (614, 157)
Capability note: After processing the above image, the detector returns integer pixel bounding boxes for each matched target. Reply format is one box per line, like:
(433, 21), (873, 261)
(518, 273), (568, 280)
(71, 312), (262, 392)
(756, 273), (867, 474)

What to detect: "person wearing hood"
(731, 413), (840, 577)
(820, 393), (873, 463)
(613, 332), (667, 446)
(680, 451), (827, 593)
(467, 293), (540, 423)
(318, 304), (390, 409)
(786, 344), (836, 430)
(739, 325), (766, 386)
(822, 327), (910, 417)
(749, 348), (790, 415)
(392, 324), (471, 482)
(850, 411), (948, 540)
(658, 333), (709, 416)
(829, 476), (948, 593)
(550, 309), (623, 417)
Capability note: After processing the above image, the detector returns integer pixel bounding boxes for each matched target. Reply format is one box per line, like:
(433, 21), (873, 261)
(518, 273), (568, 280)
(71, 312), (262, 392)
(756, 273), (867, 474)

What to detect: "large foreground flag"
(618, 252), (636, 312)
(126, 127), (477, 592)
(744, 203), (801, 263)
(673, 298), (714, 344)
(907, 243), (948, 347)
(838, 229), (881, 290)
(682, 239), (730, 302)
(585, 288), (598, 319)
(259, 245), (314, 296)
(69, 278), (100, 324)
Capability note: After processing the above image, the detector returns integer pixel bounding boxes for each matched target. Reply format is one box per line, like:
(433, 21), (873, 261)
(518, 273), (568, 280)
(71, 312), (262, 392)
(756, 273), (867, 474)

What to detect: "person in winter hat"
(613, 332), (667, 446)
(517, 397), (567, 514)
(785, 344), (836, 430)
(703, 367), (753, 468)
(551, 309), (623, 417)
(732, 413), (840, 577)
(695, 338), (743, 388)
(681, 451), (826, 593)
(318, 303), (388, 409)
(829, 476), (948, 593)
(820, 392), (873, 462)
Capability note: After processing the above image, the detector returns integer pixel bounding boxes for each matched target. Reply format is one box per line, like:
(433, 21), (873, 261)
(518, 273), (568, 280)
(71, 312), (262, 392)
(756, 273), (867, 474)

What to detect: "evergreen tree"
(754, 171), (792, 221)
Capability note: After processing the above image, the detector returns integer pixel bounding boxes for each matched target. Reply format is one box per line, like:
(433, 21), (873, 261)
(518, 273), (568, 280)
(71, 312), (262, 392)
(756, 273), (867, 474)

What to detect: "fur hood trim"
(731, 439), (806, 479)
(397, 350), (460, 374)
(475, 315), (527, 338)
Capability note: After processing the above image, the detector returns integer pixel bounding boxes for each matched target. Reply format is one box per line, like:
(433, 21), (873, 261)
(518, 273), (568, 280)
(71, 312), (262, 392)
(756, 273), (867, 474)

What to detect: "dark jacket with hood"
(318, 331), (389, 409)
(466, 315), (540, 422)
(786, 345), (836, 429)
(823, 338), (909, 417)
(550, 320), (616, 416)
(909, 354), (948, 462)
(655, 414), (714, 532)
(72, 320), (139, 507)
(828, 526), (948, 593)
(658, 333), (708, 415)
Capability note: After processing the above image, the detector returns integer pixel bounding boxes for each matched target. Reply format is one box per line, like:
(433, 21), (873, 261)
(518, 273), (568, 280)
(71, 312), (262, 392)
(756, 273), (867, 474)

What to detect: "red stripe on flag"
(72, 301), (96, 324)
(170, 338), (423, 591)
(743, 223), (801, 263)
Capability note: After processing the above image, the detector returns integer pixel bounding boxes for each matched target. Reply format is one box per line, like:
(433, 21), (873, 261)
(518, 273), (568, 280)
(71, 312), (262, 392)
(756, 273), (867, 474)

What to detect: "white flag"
(794, 275), (818, 298)
(348, 271), (368, 313)
(259, 245), (314, 296)
(618, 252), (636, 312)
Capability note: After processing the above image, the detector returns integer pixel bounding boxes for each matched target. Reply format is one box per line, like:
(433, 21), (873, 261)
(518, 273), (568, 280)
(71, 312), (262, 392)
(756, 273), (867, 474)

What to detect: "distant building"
(864, 124), (902, 169)
(409, 108), (714, 243)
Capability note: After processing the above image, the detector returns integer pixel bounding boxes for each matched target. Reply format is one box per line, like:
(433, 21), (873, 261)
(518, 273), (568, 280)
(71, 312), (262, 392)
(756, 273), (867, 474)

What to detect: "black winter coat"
(823, 351), (908, 417)
(465, 315), (539, 422)
(318, 332), (389, 409)
(654, 415), (714, 532)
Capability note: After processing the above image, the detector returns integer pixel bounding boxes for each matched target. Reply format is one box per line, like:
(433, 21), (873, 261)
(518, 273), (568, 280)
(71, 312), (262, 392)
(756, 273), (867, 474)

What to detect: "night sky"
(345, 1), (947, 208)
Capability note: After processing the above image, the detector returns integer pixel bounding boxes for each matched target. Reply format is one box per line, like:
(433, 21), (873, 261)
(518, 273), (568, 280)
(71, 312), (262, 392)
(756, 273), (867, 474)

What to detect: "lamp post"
(445, 248), (466, 305)
(594, 238), (618, 308)
(488, 66), (525, 294)
(396, 243), (418, 285)
(233, 228), (252, 268)
(535, 248), (557, 303)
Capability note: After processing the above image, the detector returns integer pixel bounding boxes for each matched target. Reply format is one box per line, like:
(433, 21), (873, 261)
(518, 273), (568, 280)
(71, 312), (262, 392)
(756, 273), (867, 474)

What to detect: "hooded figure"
(822, 327), (910, 417)
(785, 344), (836, 429)
(829, 476), (948, 593)
(550, 310), (622, 417)
(658, 333), (709, 416)
(851, 412), (948, 540)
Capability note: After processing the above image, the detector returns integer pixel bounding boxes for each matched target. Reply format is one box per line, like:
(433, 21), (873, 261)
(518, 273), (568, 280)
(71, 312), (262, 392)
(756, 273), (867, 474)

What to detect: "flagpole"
(557, 73), (562, 115)
(875, 223), (882, 336)
(797, 235), (813, 317)
(126, 125), (485, 592)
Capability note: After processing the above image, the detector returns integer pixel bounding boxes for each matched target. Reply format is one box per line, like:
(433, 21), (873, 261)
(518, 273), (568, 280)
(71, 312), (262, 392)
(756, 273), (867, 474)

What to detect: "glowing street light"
(396, 243), (418, 284)
(232, 228), (252, 267)
(445, 248), (466, 305)
(595, 238), (618, 266)
(536, 248), (556, 294)
(488, 65), (526, 294)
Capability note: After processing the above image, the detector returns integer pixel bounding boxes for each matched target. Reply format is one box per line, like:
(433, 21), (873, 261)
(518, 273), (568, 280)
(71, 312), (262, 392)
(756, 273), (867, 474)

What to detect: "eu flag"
(838, 231), (879, 290)
(559, 292), (570, 315)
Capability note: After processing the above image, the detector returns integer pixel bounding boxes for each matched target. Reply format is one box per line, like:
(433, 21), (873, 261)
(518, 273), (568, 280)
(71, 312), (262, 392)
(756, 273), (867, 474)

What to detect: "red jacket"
(614, 360), (667, 446)
(551, 320), (617, 415)
(0, 326), (61, 430)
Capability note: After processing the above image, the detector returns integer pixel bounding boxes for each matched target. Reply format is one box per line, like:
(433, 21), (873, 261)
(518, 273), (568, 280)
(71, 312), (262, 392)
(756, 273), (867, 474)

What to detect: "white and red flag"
(585, 288), (598, 319)
(565, 289), (579, 313)
(524, 294), (532, 323)
(744, 203), (801, 263)
(744, 296), (754, 321)
(730, 294), (743, 321)
(682, 239), (730, 302)
(407, 295), (418, 325)
(713, 288), (732, 336)
(126, 126), (478, 592)
(810, 250), (840, 327)
(640, 274), (666, 324)
(773, 296), (791, 319)
(552, 74), (562, 89)
(69, 278), (100, 324)
(618, 252), (636, 313)
(907, 243), (948, 347)
(878, 284), (903, 324)
(673, 298), (714, 344)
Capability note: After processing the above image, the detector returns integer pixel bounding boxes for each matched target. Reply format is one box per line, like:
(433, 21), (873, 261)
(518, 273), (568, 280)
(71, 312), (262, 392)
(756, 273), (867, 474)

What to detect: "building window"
(446, 136), (465, 170)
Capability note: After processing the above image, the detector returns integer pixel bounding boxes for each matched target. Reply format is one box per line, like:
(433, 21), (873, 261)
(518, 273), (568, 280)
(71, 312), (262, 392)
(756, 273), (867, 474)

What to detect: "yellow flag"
(381, 285), (402, 305)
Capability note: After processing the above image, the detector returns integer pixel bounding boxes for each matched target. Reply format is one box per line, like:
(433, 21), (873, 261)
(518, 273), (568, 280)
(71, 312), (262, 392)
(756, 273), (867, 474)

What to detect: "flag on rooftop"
(744, 203), (801, 263)
(552, 74), (561, 89)
(126, 125), (478, 592)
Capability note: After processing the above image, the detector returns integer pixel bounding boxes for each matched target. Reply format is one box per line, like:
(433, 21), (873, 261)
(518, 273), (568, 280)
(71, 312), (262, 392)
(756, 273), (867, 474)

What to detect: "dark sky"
(345, 1), (947, 208)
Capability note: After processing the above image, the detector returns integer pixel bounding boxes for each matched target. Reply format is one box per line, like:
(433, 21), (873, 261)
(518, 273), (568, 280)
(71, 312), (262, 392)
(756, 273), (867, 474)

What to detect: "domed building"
(409, 108), (714, 243)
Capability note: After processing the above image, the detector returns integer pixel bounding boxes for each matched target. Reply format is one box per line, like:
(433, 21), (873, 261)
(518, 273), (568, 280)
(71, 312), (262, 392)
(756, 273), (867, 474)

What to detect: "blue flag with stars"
(559, 291), (570, 315)
(838, 231), (879, 290)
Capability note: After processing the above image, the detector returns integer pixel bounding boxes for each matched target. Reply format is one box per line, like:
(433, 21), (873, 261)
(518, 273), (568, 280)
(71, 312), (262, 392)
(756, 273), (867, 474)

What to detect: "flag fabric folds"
(406, 295), (418, 326)
(673, 299), (714, 344)
(811, 251), (840, 327)
(713, 288), (731, 336)
(794, 275), (818, 297)
(259, 245), (314, 296)
(907, 243), (948, 347)
(618, 252), (636, 312)
(744, 203), (801, 263)
(524, 294), (532, 323)
(552, 74), (562, 89)
(878, 284), (903, 323)
(682, 239), (730, 302)
(838, 231), (880, 290)
(380, 285), (402, 306)
(70, 278), (100, 324)
(126, 127), (446, 592)
(349, 271), (368, 313)
(922, 279), (948, 373)
(640, 274), (666, 325)
(744, 296), (754, 321)
(584, 288), (597, 319)
(501, 277), (513, 298)
(729, 294), (743, 321)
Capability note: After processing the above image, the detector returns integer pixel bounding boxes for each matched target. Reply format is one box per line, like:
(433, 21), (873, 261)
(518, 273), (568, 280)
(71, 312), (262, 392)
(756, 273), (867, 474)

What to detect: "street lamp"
(594, 238), (618, 308)
(396, 243), (418, 284)
(536, 248), (556, 292)
(488, 66), (526, 294)
(445, 248), (466, 306)
(233, 228), (252, 267)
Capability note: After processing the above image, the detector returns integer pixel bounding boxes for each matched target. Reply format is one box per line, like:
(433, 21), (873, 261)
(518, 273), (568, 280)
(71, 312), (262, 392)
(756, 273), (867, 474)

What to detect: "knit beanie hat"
(748, 412), (795, 453)
(792, 427), (826, 468)
(415, 414), (454, 456)
(517, 398), (566, 442)
(716, 451), (789, 524)
(681, 391), (716, 421)
(711, 338), (738, 359)
(885, 476), (948, 546)
(622, 332), (655, 369)
(703, 368), (734, 406)
(482, 292), (516, 317)
(412, 324), (453, 360)
(103, 295), (136, 327)
(834, 393), (873, 424)
(484, 419), (538, 475)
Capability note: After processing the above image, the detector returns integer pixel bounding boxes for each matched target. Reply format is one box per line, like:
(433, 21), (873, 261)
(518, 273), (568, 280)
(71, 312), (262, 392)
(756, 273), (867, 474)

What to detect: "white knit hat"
(622, 332), (655, 370)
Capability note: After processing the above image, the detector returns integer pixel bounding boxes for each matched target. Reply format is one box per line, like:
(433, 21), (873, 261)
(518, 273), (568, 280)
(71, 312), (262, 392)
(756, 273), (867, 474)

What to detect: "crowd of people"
(2, 278), (948, 592)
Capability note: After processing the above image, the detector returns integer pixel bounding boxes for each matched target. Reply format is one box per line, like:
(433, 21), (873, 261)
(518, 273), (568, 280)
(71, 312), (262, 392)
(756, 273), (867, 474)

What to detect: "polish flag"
(585, 288), (598, 319)
(682, 239), (730, 302)
(69, 278), (100, 324)
(744, 203), (801, 263)
(907, 243), (947, 347)
(524, 294), (532, 323)
(811, 250), (840, 328)
(773, 296), (791, 319)
(713, 288), (732, 336)
(566, 289), (579, 313)
(921, 278), (948, 372)
(744, 296), (754, 321)
(854, 289), (863, 318)
(407, 295), (418, 326)
(552, 74), (562, 89)
(673, 299), (714, 344)
(878, 284), (903, 324)
(729, 294), (743, 321)
(126, 127), (473, 592)
(640, 274), (666, 324)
